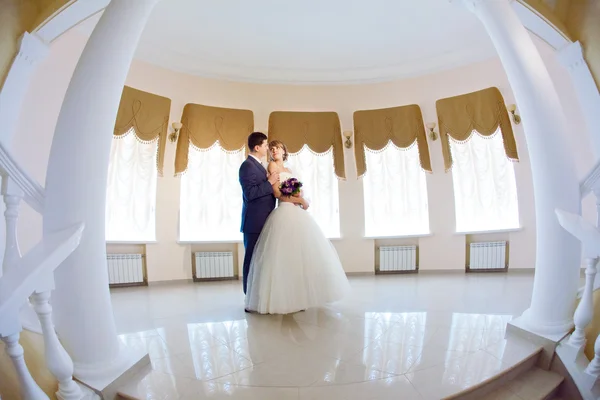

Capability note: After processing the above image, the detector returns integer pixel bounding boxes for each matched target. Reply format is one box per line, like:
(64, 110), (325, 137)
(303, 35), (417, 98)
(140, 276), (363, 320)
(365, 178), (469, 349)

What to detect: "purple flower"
(280, 178), (303, 196)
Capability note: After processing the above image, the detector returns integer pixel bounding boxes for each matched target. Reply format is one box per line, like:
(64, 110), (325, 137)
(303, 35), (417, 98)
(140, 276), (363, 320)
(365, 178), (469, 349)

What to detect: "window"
(363, 142), (430, 237)
(286, 146), (340, 238)
(179, 143), (245, 242)
(449, 129), (519, 233)
(105, 129), (158, 242)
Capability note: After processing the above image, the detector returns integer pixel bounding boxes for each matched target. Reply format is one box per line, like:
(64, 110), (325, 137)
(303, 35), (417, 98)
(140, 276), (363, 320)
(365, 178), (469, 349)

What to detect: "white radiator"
(194, 252), (234, 279)
(469, 241), (507, 270)
(106, 254), (145, 285)
(379, 246), (417, 272)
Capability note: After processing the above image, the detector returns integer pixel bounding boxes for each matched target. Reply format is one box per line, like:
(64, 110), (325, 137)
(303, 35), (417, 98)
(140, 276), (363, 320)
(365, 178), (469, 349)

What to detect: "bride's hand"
(301, 199), (309, 210)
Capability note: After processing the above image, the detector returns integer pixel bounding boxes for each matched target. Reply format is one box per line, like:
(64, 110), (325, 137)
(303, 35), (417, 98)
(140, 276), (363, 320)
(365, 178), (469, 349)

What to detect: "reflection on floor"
(111, 272), (539, 399)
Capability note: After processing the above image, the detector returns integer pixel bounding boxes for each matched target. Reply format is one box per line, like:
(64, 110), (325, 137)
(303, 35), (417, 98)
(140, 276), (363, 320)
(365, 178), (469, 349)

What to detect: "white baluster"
(570, 257), (599, 347)
(594, 188), (600, 228)
(1, 333), (49, 400)
(586, 333), (600, 376)
(31, 291), (82, 400)
(2, 176), (24, 275)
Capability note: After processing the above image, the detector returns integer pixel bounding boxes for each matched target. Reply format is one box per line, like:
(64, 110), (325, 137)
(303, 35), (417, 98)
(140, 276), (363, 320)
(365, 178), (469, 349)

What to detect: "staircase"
(0, 141), (87, 400)
(446, 338), (569, 400)
(479, 367), (564, 400)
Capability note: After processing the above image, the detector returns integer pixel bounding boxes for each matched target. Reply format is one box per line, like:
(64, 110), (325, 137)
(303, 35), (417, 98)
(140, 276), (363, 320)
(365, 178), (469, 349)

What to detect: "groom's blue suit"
(239, 156), (276, 294)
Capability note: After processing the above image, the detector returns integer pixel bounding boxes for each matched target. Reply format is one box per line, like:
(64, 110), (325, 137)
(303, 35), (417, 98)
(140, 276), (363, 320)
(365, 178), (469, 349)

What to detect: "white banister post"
(570, 257), (599, 347)
(1, 333), (49, 400)
(1, 176), (24, 276)
(585, 333), (600, 376)
(31, 290), (82, 400)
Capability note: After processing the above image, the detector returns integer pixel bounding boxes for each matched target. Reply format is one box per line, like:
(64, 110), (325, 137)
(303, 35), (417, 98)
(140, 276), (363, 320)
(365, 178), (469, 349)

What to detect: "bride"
(245, 140), (351, 314)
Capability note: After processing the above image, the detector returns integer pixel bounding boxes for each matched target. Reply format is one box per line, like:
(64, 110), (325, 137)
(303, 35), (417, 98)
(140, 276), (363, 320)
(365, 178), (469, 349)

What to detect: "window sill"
(364, 233), (433, 239)
(106, 240), (157, 245)
(178, 240), (243, 244)
(454, 227), (523, 235)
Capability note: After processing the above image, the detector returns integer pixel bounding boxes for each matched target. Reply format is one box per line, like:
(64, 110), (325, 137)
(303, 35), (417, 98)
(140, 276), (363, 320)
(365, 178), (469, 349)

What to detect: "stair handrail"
(580, 158), (600, 199)
(0, 140), (44, 213)
(0, 223), (83, 317)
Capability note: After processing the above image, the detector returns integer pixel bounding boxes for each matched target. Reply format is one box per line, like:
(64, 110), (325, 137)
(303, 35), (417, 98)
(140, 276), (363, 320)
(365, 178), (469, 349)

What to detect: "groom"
(239, 132), (278, 297)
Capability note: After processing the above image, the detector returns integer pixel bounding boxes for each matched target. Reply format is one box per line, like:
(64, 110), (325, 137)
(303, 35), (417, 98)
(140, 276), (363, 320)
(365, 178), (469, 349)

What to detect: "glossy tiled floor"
(112, 273), (539, 399)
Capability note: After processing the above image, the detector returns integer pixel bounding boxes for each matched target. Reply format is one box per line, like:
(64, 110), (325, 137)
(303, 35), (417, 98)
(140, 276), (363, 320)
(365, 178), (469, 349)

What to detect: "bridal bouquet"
(280, 177), (303, 196)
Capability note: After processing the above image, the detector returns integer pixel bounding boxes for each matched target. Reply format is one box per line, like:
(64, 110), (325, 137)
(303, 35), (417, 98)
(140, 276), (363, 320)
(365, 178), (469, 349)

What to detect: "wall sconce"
(426, 122), (438, 141)
(343, 131), (353, 149)
(169, 122), (182, 143)
(507, 104), (521, 125)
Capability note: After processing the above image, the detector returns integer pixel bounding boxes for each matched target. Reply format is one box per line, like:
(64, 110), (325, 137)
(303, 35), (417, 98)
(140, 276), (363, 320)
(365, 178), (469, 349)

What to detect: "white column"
(558, 41), (600, 159)
(458, 0), (581, 335)
(42, 0), (159, 379)
(0, 32), (49, 145)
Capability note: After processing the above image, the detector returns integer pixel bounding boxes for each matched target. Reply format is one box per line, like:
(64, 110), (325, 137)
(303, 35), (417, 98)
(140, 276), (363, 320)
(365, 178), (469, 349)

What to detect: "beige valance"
(436, 87), (518, 171)
(175, 104), (254, 175)
(114, 86), (171, 176)
(268, 111), (345, 179)
(353, 104), (432, 177)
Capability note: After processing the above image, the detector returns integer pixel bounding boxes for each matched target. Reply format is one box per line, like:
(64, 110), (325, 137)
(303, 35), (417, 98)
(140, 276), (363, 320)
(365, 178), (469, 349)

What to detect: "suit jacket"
(239, 156), (276, 234)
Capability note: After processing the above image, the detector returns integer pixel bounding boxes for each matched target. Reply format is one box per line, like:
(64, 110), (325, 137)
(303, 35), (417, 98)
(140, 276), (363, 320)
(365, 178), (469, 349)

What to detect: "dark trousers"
(242, 232), (260, 294)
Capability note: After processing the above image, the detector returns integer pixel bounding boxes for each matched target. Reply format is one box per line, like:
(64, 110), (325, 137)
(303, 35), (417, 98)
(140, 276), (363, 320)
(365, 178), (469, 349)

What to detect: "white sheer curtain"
(363, 142), (430, 237)
(180, 142), (245, 242)
(105, 129), (158, 241)
(450, 128), (519, 232)
(286, 146), (340, 238)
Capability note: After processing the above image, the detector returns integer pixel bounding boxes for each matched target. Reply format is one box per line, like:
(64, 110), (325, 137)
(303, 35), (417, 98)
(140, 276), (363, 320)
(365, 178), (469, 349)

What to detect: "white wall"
(11, 27), (594, 282)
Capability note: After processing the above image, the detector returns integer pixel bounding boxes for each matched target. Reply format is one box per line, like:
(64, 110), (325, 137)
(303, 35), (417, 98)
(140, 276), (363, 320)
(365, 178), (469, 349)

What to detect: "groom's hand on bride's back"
(268, 171), (280, 185)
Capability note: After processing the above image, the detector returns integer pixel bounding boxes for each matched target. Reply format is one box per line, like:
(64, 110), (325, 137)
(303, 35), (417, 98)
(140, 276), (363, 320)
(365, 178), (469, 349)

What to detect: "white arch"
(511, 1), (570, 50)
(34, 0), (110, 44)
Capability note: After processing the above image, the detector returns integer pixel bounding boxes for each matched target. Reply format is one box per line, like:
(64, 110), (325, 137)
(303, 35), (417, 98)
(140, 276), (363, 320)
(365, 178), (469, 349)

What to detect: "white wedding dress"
(245, 171), (351, 314)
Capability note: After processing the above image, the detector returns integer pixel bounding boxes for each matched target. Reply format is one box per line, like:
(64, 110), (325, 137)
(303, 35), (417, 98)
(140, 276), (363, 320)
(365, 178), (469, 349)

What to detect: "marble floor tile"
(111, 273), (538, 399)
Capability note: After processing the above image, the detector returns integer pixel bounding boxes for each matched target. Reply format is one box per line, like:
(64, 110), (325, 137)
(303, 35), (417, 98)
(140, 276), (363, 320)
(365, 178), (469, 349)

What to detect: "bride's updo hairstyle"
(269, 140), (288, 162)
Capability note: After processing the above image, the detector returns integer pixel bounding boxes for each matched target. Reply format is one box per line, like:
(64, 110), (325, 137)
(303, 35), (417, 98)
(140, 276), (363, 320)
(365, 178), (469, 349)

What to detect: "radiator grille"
(379, 246), (417, 272)
(194, 252), (235, 280)
(469, 241), (507, 270)
(106, 254), (145, 285)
